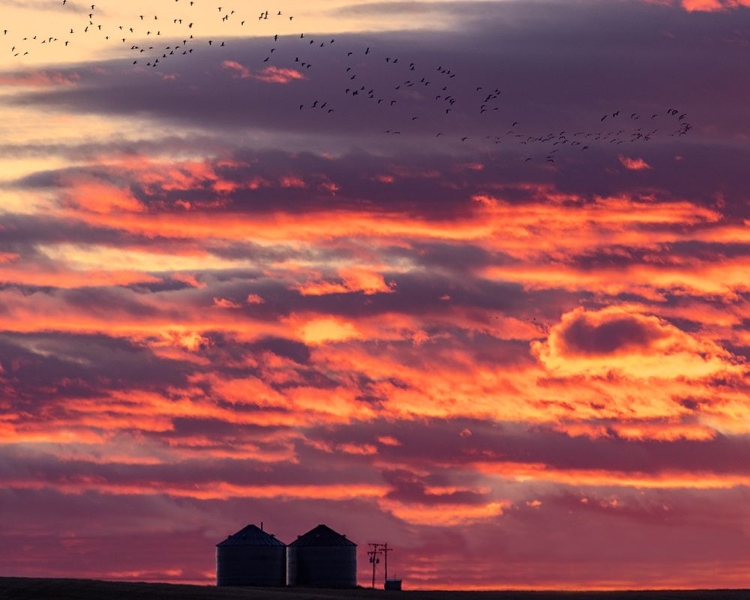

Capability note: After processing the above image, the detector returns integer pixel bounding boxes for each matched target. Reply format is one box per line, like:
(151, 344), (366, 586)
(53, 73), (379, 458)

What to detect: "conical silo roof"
(217, 523), (285, 547)
(289, 524), (356, 547)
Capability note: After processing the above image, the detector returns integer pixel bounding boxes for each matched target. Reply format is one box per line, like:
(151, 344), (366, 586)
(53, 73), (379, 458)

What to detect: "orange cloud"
(475, 461), (750, 490)
(171, 273), (206, 288)
(6, 478), (387, 501)
(212, 297), (242, 309)
(295, 317), (364, 344)
(533, 306), (742, 379)
(618, 155), (653, 170)
(680, 0), (750, 10)
(0, 262), (161, 288)
(61, 179), (143, 214)
(379, 498), (510, 526)
(253, 66), (306, 84)
(296, 267), (394, 296)
(220, 62), (305, 84)
(279, 175), (306, 188)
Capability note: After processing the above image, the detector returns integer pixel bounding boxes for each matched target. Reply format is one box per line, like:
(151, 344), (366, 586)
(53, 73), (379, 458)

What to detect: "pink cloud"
(0, 69), (80, 87)
(212, 297), (241, 309)
(619, 155), (653, 170)
(220, 60), (250, 79)
(253, 66), (306, 84)
(680, 0), (750, 10)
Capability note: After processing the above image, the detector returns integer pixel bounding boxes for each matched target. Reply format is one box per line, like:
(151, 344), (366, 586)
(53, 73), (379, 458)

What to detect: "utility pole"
(367, 543), (382, 588)
(367, 542), (393, 587)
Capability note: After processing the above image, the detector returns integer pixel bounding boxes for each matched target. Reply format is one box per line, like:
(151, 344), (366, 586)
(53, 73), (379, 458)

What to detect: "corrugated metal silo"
(216, 523), (286, 586)
(287, 524), (357, 588)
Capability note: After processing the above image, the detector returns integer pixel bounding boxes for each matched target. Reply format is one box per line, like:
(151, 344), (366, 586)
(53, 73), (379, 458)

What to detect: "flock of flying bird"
(2, 0), (694, 162)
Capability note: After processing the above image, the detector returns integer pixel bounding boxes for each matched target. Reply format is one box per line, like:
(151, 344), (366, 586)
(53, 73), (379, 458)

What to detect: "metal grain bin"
(287, 524), (357, 588)
(216, 523), (286, 587)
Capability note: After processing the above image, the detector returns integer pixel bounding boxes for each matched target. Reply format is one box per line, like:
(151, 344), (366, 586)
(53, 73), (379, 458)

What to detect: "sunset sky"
(0, 0), (749, 591)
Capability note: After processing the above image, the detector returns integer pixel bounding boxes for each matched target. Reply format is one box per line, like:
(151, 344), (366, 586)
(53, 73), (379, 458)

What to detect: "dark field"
(1, 579), (748, 600)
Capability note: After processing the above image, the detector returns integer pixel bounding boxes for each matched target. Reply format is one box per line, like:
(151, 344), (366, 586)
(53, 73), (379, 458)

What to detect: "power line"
(367, 542), (393, 588)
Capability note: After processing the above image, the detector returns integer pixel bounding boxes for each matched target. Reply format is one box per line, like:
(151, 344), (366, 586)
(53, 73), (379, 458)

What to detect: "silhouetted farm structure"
(216, 524), (286, 587)
(216, 523), (357, 588)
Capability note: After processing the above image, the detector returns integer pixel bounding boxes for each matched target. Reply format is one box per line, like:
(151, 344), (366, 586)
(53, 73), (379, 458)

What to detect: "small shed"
(385, 579), (403, 591)
(216, 523), (286, 587)
(287, 524), (357, 588)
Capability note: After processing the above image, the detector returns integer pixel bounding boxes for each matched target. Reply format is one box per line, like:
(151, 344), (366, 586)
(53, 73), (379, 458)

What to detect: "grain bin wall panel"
(287, 545), (356, 588)
(216, 544), (286, 586)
